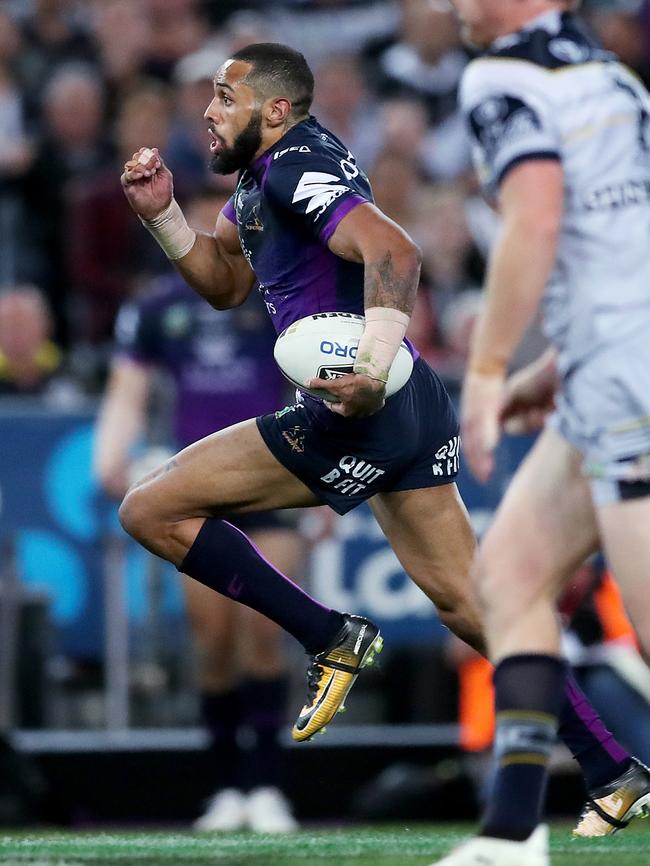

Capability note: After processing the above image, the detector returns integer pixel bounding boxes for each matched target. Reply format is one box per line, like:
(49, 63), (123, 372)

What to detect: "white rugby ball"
(274, 312), (414, 401)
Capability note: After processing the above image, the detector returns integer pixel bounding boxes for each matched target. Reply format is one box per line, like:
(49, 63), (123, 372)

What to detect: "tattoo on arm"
(364, 250), (419, 313)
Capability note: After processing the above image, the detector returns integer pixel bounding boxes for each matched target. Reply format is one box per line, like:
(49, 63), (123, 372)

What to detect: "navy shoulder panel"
(488, 13), (613, 69)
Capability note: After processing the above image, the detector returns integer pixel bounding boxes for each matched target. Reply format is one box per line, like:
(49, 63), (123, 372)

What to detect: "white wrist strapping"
(140, 198), (197, 260)
(353, 306), (410, 384)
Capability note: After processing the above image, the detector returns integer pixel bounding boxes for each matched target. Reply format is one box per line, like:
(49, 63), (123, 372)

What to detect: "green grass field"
(1, 823), (650, 865)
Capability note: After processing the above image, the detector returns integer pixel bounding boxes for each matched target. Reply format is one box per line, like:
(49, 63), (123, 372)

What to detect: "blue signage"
(0, 404), (535, 656)
(0, 407), (184, 659)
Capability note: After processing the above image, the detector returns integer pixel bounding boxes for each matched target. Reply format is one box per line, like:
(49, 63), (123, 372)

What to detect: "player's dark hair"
(230, 43), (314, 118)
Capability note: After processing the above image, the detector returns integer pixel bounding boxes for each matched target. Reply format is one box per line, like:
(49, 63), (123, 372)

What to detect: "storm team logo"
(292, 171), (351, 218)
(282, 426), (305, 454)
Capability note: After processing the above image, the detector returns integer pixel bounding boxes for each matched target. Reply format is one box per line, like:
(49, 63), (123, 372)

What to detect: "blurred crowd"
(1, 0), (649, 399)
(4, 4), (650, 828)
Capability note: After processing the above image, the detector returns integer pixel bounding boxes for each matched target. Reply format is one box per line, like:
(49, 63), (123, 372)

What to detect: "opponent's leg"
(572, 494), (650, 835)
(480, 441), (650, 842)
(598, 495), (650, 661)
(474, 429), (602, 844)
(371, 477), (631, 796)
(393, 431), (641, 863)
(429, 429), (597, 864)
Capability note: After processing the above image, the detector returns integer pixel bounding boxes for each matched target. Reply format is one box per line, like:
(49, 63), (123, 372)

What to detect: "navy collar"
(491, 9), (563, 51)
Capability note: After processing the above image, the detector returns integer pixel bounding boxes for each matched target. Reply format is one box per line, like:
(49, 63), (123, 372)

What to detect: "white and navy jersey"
(460, 10), (650, 372)
(223, 115), (373, 336)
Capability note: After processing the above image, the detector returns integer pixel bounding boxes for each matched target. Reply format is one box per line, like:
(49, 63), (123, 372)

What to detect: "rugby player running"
(119, 43), (649, 830)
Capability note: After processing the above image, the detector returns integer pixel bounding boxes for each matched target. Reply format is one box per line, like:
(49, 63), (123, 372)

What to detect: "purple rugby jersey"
(223, 115), (415, 363)
(114, 274), (287, 447)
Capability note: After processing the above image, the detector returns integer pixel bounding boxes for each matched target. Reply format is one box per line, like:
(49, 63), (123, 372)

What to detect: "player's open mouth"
(209, 129), (224, 153)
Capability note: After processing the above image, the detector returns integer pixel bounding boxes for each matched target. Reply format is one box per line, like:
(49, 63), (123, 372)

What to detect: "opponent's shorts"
(550, 333), (650, 505)
(256, 358), (459, 515)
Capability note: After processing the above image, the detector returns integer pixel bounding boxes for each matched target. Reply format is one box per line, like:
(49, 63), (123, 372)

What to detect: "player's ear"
(266, 97), (292, 128)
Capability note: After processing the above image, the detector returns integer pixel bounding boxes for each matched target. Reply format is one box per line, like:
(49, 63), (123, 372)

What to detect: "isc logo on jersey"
(273, 144), (311, 160)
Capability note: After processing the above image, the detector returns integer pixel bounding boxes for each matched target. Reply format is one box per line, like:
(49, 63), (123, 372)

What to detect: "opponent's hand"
(460, 370), (505, 483)
(306, 373), (386, 417)
(121, 146), (173, 221)
(499, 352), (558, 434)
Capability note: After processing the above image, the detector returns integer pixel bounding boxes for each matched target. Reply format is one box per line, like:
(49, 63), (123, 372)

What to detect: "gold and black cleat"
(292, 614), (383, 742)
(573, 757), (650, 837)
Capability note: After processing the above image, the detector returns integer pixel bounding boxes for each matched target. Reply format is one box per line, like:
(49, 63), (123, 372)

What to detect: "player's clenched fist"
(121, 146), (174, 221)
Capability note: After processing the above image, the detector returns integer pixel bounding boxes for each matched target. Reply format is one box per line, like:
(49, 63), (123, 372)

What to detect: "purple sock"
(180, 518), (344, 654)
(559, 674), (631, 788)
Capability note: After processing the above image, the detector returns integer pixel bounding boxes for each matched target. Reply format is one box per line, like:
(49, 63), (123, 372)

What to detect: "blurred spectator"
(143, 0), (209, 80)
(369, 149), (426, 231)
(40, 63), (107, 173)
(19, 63), (110, 344)
(20, 0), (96, 98)
(410, 185), (481, 371)
(437, 290), (483, 384)
(0, 285), (82, 405)
(166, 48), (218, 193)
(0, 8), (30, 98)
(224, 8), (273, 52)
(312, 53), (382, 168)
(91, 0), (153, 112)
(643, 0), (650, 84)
(586, 0), (649, 86)
(364, 0), (471, 180)
(379, 96), (429, 165)
(216, 2), (398, 67)
(413, 184), (478, 298)
(68, 81), (175, 349)
(404, 286), (445, 372)
(414, 185), (548, 376)
(0, 11), (34, 288)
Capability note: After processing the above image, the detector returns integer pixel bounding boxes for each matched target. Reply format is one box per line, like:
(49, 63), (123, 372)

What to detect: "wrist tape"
(141, 198), (196, 260)
(353, 306), (410, 384)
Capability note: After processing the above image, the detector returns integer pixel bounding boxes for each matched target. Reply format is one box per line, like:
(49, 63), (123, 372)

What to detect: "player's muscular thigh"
(119, 419), (318, 561)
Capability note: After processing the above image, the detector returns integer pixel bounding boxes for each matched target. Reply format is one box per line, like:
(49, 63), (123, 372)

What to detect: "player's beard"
(210, 110), (263, 175)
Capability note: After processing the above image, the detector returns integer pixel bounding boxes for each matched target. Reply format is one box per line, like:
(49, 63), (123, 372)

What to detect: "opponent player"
(118, 43), (647, 832)
(432, 0), (650, 863)
(95, 191), (300, 832)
